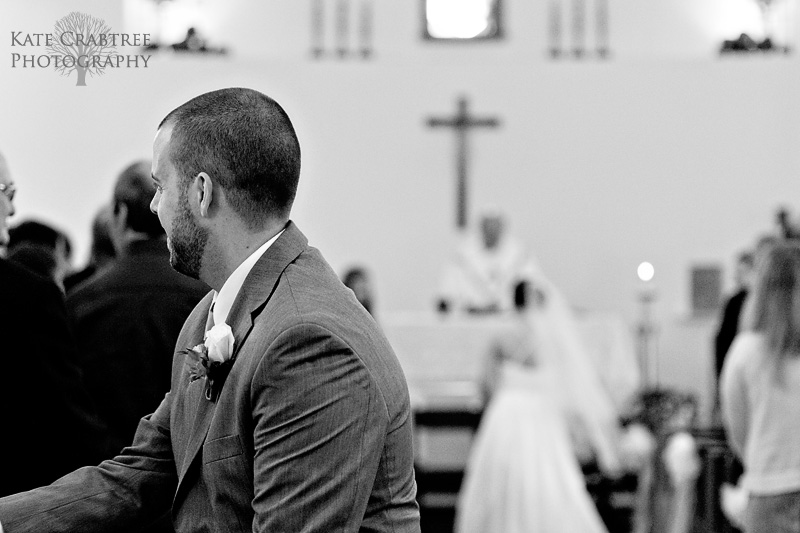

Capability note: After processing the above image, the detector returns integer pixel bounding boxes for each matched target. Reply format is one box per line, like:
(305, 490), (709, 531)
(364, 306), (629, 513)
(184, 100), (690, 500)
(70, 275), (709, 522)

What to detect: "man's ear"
(193, 172), (214, 218)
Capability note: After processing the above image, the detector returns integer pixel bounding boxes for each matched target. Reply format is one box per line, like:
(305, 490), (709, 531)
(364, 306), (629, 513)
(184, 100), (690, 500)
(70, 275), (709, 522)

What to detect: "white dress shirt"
(211, 229), (284, 326)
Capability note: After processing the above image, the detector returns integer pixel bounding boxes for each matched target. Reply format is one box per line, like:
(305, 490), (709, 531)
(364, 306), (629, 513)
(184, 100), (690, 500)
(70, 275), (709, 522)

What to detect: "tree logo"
(45, 12), (117, 86)
(9, 12), (152, 86)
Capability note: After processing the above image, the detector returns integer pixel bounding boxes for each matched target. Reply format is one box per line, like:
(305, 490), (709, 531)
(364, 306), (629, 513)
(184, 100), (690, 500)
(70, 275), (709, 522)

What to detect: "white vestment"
(439, 232), (536, 313)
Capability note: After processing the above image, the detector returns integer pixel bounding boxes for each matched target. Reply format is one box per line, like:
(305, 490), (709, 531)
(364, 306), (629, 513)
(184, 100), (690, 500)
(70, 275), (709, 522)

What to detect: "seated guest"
(64, 204), (116, 293)
(0, 151), (110, 497)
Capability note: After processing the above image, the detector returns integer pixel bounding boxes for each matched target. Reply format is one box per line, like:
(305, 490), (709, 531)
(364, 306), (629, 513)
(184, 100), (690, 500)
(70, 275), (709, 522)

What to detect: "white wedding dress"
(455, 280), (621, 533)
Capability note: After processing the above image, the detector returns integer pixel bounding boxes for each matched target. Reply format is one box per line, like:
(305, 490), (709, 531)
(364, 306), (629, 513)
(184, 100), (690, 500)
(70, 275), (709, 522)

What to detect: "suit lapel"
(175, 222), (308, 488)
(175, 295), (215, 482)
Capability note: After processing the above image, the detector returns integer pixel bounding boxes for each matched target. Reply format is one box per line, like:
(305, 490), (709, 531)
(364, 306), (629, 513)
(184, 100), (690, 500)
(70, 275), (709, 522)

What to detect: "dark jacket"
(0, 258), (109, 497)
(714, 288), (748, 379)
(66, 237), (209, 454)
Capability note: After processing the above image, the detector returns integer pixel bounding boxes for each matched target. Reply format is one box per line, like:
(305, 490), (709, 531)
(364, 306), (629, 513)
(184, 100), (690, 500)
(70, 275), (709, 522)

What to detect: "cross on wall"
(426, 96), (500, 230)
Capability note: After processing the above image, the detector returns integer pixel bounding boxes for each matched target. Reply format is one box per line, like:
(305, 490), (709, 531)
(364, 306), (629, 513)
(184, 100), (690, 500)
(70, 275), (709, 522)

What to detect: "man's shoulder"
(69, 250), (209, 301)
(247, 230), (370, 332)
(280, 247), (347, 307)
(247, 247), (365, 339)
(0, 259), (65, 334)
(0, 257), (59, 302)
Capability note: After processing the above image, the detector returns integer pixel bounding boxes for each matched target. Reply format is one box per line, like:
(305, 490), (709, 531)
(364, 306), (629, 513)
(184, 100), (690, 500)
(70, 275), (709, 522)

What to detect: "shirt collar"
(212, 229), (284, 326)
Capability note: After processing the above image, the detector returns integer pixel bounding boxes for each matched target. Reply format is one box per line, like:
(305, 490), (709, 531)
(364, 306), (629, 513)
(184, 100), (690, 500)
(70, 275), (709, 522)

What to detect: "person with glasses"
(0, 183), (15, 201)
(0, 150), (111, 500)
(0, 154), (16, 251)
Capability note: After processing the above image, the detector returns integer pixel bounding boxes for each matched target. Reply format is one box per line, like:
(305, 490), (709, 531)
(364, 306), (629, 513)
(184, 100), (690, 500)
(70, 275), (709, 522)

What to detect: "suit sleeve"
(250, 323), (387, 532)
(0, 394), (178, 533)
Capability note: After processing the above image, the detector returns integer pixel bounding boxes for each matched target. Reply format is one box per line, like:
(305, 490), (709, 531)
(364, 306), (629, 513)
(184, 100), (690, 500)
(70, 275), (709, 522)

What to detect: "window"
(423, 0), (503, 41)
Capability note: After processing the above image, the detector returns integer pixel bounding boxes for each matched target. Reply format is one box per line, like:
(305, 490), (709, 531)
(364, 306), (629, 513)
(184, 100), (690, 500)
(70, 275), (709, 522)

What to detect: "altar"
(381, 310), (641, 471)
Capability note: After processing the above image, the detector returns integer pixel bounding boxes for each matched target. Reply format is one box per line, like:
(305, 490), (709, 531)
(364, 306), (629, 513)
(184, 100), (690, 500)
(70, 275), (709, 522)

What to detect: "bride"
(455, 279), (623, 533)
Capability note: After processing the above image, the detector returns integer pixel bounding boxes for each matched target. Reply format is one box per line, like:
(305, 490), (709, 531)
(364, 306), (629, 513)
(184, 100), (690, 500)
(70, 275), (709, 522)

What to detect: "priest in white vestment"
(438, 210), (537, 314)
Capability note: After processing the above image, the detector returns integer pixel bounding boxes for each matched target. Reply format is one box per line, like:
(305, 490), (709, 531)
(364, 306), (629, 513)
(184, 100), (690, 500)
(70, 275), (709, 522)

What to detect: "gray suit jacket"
(0, 222), (420, 533)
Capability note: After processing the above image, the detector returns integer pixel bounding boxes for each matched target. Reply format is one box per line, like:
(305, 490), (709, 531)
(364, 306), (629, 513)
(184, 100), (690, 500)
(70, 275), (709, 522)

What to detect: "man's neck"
(202, 220), (287, 291)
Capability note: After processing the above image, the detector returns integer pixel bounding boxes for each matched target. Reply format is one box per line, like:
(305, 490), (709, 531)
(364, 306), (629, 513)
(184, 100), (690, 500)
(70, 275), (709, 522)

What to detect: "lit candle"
(637, 261), (657, 301)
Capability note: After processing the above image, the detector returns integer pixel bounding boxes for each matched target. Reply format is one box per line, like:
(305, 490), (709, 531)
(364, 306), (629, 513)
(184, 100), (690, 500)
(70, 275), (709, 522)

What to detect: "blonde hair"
(742, 240), (800, 359)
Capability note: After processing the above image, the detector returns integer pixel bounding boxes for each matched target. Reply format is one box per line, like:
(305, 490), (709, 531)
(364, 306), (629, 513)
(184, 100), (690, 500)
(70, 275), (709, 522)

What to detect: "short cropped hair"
(113, 160), (163, 237)
(159, 88), (301, 228)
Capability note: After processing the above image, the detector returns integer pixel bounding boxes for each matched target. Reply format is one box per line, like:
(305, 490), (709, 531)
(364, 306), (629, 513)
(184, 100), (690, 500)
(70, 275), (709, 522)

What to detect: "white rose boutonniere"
(182, 322), (236, 402)
(204, 323), (234, 363)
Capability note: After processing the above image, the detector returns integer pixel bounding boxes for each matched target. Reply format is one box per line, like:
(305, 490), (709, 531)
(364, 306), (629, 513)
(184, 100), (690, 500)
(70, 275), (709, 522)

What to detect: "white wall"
(3, 0), (800, 421)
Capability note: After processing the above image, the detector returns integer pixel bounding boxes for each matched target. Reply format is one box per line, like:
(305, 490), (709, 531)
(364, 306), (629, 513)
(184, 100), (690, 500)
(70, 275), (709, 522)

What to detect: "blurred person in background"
(456, 279), (621, 533)
(64, 204), (117, 293)
(0, 150), (110, 497)
(721, 241), (800, 533)
(437, 209), (538, 315)
(7, 219), (72, 290)
(715, 251), (755, 380)
(342, 265), (376, 317)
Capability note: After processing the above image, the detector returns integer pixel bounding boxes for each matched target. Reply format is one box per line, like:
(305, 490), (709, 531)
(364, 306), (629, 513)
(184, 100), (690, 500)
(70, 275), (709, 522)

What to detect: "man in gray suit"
(0, 88), (420, 532)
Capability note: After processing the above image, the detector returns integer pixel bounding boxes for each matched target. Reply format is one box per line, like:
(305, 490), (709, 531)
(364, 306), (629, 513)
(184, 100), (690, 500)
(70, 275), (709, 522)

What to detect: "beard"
(169, 194), (208, 279)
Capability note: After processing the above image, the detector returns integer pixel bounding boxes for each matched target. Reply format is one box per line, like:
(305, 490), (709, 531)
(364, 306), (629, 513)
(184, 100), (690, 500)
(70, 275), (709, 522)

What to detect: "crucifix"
(427, 96), (500, 229)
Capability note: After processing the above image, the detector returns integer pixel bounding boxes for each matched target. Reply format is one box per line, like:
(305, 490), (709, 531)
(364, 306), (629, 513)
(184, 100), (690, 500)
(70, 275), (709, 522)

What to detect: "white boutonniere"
(182, 323), (235, 401)
(204, 323), (235, 363)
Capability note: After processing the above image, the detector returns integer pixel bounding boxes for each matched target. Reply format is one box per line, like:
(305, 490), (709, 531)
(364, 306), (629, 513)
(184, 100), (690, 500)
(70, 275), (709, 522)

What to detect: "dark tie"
(205, 302), (215, 335)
